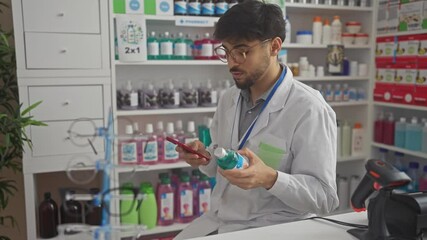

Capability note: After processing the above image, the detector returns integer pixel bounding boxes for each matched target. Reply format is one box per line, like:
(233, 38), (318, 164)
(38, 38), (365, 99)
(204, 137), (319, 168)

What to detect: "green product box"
(113, 0), (126, 14)
(145, 0), (156, 15)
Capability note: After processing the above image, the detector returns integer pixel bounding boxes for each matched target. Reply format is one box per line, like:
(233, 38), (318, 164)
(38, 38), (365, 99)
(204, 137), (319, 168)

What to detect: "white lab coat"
(175, 66), (339, 239)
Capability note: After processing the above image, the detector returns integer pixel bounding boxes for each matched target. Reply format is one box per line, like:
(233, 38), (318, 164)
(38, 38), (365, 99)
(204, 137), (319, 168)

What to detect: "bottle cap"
(400, 117), (406, 122)
(395, 152), (404, 157)
(125, 125), (133, 135)
(200, 173), (210, 181)
(204, 32), (210, 38)
(157, 121), (164, 131)
(147, 83), (154, 91)
(126, 81), (133, 91)
(206, 79), (213, 89)
(313, 16), (322, 22)
(388, 112), (394, 121)
(166, 122), (175, 134)
(44, 192), (51, 199)
(133, 122), (139, 133)
(178, 32), (183, 38)
(379, 148), (388, 153)
(423, 165), (427, 172)
(354, 122), (362, 129)
(151, 31), (156, 36)
(214, 148), (227, 158)
(187, 121), (195, 132)
(409, 162), (419, 169)
(411, 117), (418, 124)
(121, 183), (134, 194)
(164, 31), (170, 37)
(176, 120), (183, 130)
(160, 176), (171, 184)
(180, 173), (190, 182)
(140, 182), (154, 194)
(324, 19), (330, 25)
(333, 16), (340, 20)
(192, 169), (201, 177)
(146, 124), (154, 134)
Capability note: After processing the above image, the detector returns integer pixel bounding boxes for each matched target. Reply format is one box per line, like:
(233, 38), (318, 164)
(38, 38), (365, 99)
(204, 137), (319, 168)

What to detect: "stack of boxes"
(114, 0), (174, 16)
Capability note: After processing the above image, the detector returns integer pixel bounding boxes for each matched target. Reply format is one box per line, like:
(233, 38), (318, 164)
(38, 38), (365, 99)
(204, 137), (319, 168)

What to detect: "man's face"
(221, 39), (272, 90)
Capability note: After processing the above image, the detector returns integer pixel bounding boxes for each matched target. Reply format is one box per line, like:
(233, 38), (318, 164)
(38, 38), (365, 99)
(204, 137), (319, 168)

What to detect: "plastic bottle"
(201, 0), (215, 16)
(337, 176), (349, 210)
(333, 84), (343, 102)
(351, 123), (363, 156)
(394, 117), (406, 148)
(228, 0), (238, 9)
(120, 183), (139, 225)
(180, 80), (199, 108)
(174, 0), (188, 15)
(393, 152), (406, 172)
(374, 112), (385, 143)
(419, 166), (427, 191)
(299, 56), (309, 77)
(156, 121), (166, 162)
(325, 84), (334, 102)
(197, 173), (211, 216)
(188, 0), (202, 16)
(378, 148), (388, 162)
(140, 83), (159, 109)
(198, 117), (213, 147)
(157, 174), (175, 226)
(175, 120), (186, 143)
(284, 16), (291, 44)
(191, 169), (200, 218)
(121, 81), (139, 110)
(322, 18), (331, 45)
(337, 120), (342, 158)
(406, 162), (419, 192)
(39, 192), (58, 238)
(193, 34), (201, 59)
(215, 0), (228, 16)
(147, 31), (160, 60)
(198, 33), (213, 60)
(160, 32), (174, 60)
(342, 83), (349, 101)
(383, 113), (395, 145)
(199, 79), (218, 107)
(174, 32), (187, 60)
(185, 34), (194, 60)
(139, 182), (158, 229)
(159, 80), (180, 108)
(163, 122), (179, 163)
(214, 148), (249, 170)
(422, 122), (427, 153)
(60, 190), (83, 224)
(141, 123), (158, 165)
(312, 16), (322, 45)
(85, 188), (102, 226)
(177, 172), (194, 222)
(218, 79), (231, 101)
(331, 16), (342, 44)
(343, 57), (349, 75)
(119, 125), (141, 165)
(316, 84), (324, 99)
(185, 121), (199, 144)
(405, 117), (422, 151)
(341, 121), (352, 157)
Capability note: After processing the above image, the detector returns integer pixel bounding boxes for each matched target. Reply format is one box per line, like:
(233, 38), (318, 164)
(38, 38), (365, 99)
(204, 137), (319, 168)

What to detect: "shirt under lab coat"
(175, 66), (339, 239)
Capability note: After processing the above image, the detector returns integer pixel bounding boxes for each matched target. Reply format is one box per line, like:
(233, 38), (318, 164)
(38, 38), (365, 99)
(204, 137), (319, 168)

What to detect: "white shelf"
(373, 102), (427, 111)
(113, 14), (219, 23)
(297, 76), (369, 81)
(377, 29), (427, 38)
(337, 155), (367, 162)
(286, 2), (373, 13)
(283, 43), (370, 49)
(114, 60), (226, 66)
(117, 107), (216, 116)
(372, 142), (427, 159)
(329, 101), (368, 107)
(116, 161), (191, 174)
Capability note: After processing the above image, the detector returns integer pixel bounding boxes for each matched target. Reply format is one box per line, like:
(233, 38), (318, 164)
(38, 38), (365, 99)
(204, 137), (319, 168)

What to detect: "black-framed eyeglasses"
(214, 39), (272, 64)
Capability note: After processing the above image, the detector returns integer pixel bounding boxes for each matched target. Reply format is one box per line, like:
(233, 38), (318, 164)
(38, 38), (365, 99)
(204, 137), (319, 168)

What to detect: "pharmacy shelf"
(372, 142), (427, 159)
(119, 223), (190, 238)
(283, 43), (370, 49)
(114, 60), (226, 66)
(377, 29), (427, 38)
(286, 2), (373, 14)
(329, 101), (368, 107)
(116, 161), (190, 174)
(117, 107), (216, 116)
(114, 14), (219, 23)
(373, 102), (427, 111)
(337, 155), (367, 162)
(297, 76), (369, 81)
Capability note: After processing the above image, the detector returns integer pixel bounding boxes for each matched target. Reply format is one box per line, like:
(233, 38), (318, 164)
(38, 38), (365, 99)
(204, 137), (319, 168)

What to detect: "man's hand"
(176, 140), (211, 168)
(218, 148), (278, 190)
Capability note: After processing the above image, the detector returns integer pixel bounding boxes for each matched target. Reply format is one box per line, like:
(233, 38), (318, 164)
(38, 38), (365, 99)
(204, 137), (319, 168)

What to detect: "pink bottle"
(177, 172), (194, 223)
(374, 112), (385, 143)
(162, 122), (179, 163)
(141, 123), (158, 165)
(383, 113), (395, 145)
(197, 33), (213, 60)
(157, 173), (175, 226)
(191, 169), (200, 216)
(119, 125), (142, 165)
(175, 120), (186, 143)
(419, 166), (427, 191)
(196, 173), (211, 216)
(156, 121), (166, 162)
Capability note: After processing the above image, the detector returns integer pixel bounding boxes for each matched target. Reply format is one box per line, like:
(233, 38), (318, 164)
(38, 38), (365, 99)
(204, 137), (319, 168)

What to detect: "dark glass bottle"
(38, 192), (59, 238)
(60, 190), (83, 224)
(85, 188), (102, 225)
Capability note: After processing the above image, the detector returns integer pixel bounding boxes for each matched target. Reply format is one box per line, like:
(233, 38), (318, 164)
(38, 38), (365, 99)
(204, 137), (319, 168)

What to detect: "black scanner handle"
(351, 174), (374, 212)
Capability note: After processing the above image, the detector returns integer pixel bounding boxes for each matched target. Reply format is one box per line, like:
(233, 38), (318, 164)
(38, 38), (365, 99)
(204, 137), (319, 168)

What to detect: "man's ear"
(271, 37), (282, 57)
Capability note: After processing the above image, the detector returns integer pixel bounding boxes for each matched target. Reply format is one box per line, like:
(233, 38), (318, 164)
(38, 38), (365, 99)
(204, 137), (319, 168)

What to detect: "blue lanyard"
(237, 67), (287, 150)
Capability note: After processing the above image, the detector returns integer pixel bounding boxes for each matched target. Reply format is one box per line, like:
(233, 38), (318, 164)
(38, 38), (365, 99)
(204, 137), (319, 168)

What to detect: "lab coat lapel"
(225, 89), (241, 150)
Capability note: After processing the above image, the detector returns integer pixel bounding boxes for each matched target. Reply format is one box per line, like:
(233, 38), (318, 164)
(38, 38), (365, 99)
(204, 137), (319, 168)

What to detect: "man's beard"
(232, 55), (270, 90)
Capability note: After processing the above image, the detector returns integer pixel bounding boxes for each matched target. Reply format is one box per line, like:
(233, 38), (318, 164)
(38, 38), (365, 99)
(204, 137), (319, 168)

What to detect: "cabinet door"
(28, 85), (104, 121)
(22, 0), (100, 33)
(25, 33), (102, 69)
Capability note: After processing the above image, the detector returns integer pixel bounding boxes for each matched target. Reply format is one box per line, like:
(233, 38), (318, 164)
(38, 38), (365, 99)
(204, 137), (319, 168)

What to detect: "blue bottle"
(378, 148), (388, 162)
(393, 152), (406, 173)
(394, 117), (406, 148)
(406, 162), (419, 192)
(405, 117), (422, 151)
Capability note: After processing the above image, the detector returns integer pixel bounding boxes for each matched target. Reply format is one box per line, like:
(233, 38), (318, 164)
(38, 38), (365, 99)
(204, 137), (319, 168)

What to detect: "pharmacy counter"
(190, 212), (368, 240)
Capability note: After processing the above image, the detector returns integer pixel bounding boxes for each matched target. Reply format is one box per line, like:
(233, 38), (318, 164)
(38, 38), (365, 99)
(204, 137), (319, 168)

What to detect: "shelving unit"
(372, 142), (427, 160)
(115, 60), (225, 66)
(377, 29), (427, 38)
(283, 43), (371, 49)
(373, 102), (427, 111)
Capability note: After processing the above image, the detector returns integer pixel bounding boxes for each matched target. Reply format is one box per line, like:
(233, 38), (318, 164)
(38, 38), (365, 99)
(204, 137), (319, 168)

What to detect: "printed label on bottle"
(334, 90), (342, 102)
(160, 42), (173, 55)
(121, 142), (138, 163)
(148, 42), (159, 56)
(236, 154), (248, 169)
(343, 90), (349, 101)
(186, 43), (193, 57)
(174, 42), (187, 56)
(164, 141), (179, 160)
(184, 137), (199, 144)
(130, 92), (138, 107)
(174, 1), (187, 14)
(211, 90), (218, 104)
(142, 140), (158, 162)
(180, 190), (193, 217)
(174, 92), (180, 105)
(325, 90), (334, 102)
(202, 3), (215, 15)
(201, 44), (213, 57)
(198, 188), (211, 215)
(160, 192), (174, 220)
(215, 2), (228, 15)
(188, 2), (201, 15)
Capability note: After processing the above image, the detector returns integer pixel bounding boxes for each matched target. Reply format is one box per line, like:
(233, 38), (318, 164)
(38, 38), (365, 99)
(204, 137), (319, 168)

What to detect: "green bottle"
(214, 148), (249, 170)
(120, 183), (138, 225)
(139, 182), (157, 229)
(147, 31), (160, 60)
(185, 33), (194, 60)
(174, 32), (187, 60)
(159, 32), (174, 60)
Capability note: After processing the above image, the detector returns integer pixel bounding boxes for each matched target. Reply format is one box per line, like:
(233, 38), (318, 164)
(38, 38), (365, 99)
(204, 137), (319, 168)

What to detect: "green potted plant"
(0, 3), (46, 240)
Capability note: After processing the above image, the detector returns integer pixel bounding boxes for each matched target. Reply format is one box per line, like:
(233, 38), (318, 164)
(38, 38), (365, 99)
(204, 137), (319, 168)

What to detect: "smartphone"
(165, 137), (210, 160)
